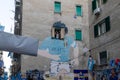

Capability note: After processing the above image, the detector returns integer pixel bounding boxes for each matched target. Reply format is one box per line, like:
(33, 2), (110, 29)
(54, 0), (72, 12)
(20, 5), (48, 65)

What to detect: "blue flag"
(88, 59), (95, 71)
(0, 25), (5, 31)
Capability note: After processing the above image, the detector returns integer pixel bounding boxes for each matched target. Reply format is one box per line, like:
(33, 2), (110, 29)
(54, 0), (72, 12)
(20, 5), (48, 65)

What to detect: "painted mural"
(37, 21), (79, 74)
(38, 35), (78, 74)
(38, 36), (76, 62)
(38, 21), (78, 62)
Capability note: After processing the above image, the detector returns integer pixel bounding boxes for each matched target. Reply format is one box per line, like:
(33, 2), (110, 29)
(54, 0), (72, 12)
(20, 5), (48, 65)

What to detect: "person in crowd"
(109, 69), (118, 80)
(117, 70), (120, 80)
(21, 74), (27, 80)
(101, 75), (106, 80)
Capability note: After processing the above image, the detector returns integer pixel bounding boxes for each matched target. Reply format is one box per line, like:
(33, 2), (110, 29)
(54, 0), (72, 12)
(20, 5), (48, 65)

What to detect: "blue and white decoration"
(0, 25), (4, 31)
(109, 59), (115, 67)
(88, 57), (95, 71)
(74, 69), (88, 80)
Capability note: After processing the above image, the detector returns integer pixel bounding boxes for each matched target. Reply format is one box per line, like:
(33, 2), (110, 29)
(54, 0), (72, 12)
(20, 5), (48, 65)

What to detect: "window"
(75, 30), (82, 41)
(92, 0), (101, 12)
(92, 0), (97, 12)
(92, 0), (107, 12)
(99, 51), (107, 65)
(102, 0), (107, 4)
(76, 5), (82, 16)
(16, 0), (20, 6)
(54, 2), (61, 13)
(94, 16), (110, 37)
(51, 27), (65, 40)
(98, 21), (106, 35)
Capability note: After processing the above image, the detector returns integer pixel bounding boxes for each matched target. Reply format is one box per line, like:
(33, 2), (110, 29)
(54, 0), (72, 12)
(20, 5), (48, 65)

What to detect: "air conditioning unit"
(94, 8), (101, 15)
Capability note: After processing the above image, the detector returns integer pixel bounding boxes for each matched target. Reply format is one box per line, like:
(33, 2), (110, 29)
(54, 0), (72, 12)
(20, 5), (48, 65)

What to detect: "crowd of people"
(0, 69), (45, 80)
(100, 68), (120, 80)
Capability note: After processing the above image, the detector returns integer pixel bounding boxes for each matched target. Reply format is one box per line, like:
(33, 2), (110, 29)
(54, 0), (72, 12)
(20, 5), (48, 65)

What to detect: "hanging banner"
(109, 59), (115, 67)
(88, 58), (95, 71)
(74, 70), (88, 80)
(0, 31), (39, 56)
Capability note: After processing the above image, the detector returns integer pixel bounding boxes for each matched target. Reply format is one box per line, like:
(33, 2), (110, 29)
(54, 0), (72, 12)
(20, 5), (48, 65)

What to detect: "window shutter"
(94, 24), (98, 37)
(105, 16), (110, 32)
(76, 6), (82, 16)
(54, 2), (61, 13)
(92, 0), (97, 12)
(75, 30), (82, 41)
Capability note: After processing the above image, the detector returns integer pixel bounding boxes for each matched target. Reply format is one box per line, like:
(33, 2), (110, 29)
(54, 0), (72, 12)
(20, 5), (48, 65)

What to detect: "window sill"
(51, 37), (64, 40)
(95, 63), (108, 67)
(76, 39), (82, 41)
(76, 15), (83, 17)
(54, 12), (62, 15)
(94, 30), (110, 38)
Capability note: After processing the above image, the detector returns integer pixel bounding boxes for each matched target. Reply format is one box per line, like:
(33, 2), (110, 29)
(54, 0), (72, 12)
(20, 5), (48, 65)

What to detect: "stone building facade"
(89, 0), (120, 71)
(21, 0), (90, 73)
(87, 0), (120, 79)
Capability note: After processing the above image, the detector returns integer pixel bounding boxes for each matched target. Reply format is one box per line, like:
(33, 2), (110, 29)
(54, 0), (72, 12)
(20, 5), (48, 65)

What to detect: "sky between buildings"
(0, 0), (15, 76)
(0, 0), (14, 33)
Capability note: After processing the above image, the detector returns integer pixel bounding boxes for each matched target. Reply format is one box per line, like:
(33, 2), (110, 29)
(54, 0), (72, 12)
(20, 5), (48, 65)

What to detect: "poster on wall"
(74, 70), (88, 80)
